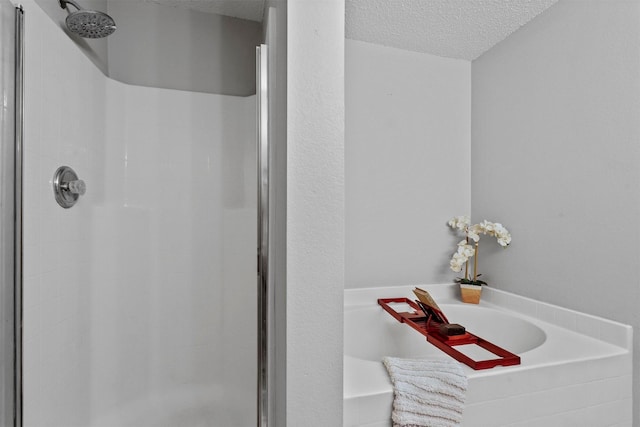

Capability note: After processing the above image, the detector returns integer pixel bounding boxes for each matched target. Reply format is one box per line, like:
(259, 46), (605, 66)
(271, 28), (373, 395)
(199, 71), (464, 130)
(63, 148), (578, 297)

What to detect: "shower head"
(59, 0), (116, 39)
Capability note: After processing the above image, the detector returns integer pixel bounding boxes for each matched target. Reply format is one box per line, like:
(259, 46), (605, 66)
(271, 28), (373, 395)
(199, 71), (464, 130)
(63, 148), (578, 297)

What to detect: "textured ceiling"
(141, 0), (265, 21)
(346, 0), (560, 60)
(134, 0), (559, 59)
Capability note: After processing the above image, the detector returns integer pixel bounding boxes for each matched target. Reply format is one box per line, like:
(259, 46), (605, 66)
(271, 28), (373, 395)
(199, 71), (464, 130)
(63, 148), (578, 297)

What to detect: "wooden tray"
(378, 298), (521, 370)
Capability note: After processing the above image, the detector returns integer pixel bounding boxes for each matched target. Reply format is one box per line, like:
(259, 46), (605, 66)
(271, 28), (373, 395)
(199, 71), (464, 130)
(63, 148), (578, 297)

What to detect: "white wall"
(287, 0), (344, 425)
(22, 1), (257, 425)
(471, 0), (640, 424)
(346, 39), (471, 289)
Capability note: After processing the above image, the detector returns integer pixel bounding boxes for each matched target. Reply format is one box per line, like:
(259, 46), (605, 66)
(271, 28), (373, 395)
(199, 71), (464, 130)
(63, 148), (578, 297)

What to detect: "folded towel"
(383, 357), (468, 427)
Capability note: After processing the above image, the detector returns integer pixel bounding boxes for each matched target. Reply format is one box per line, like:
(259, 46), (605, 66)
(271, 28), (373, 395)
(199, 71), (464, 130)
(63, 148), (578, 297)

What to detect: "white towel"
(383, 357), (468, 427)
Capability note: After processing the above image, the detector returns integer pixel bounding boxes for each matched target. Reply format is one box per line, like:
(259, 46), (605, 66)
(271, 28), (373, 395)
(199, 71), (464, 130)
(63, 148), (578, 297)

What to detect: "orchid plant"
(448, 216), (512, 286)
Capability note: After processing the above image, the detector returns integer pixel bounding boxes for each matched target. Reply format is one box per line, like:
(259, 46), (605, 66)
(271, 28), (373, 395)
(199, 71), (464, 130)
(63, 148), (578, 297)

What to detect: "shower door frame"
(0, 3), (24, 427)
(14, 7), (24, 426)
(8, 9), (270, 427)
(256, 43), (272, 427)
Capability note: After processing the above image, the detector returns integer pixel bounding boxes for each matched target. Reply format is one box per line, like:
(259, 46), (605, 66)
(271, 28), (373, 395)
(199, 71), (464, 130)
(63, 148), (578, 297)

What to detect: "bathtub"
(344, 284), (633, 427)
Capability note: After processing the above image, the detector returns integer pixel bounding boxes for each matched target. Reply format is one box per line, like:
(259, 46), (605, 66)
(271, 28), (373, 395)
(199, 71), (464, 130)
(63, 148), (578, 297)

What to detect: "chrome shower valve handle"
(63, 179), (86, 195)
(53, 166), (86, 208)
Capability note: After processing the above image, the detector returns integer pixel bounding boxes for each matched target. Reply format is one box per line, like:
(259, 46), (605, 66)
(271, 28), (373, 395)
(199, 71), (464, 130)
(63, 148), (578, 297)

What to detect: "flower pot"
(460, 284), (482, 304)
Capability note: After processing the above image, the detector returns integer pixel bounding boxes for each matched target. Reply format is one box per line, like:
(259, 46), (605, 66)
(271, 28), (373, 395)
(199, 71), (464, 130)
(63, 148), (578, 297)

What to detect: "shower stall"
(0, 0), (280, 425)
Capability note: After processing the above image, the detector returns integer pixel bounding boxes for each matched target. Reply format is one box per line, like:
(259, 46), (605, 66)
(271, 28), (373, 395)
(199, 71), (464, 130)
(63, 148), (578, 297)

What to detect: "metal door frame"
(256, 43), (271, 427)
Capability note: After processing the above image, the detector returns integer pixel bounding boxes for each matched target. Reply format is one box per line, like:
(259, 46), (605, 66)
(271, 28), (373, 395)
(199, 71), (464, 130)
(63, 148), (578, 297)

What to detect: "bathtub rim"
(344, 283), (632, 400)
(345, 283), (633, 349)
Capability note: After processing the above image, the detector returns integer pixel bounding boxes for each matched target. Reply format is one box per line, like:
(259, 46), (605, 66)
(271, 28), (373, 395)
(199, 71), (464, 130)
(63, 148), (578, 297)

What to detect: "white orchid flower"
(480, 220), (495, 235)
(458, 244), (475, 258)
(448, 216), (470, 232)
(447, 215), (512, 282)
(450, 258), (463, 272)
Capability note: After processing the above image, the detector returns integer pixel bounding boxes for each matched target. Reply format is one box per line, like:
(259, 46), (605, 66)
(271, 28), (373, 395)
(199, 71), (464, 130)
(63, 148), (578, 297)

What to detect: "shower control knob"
(53, 166), (86, 208)
(65, 179), (86, 195)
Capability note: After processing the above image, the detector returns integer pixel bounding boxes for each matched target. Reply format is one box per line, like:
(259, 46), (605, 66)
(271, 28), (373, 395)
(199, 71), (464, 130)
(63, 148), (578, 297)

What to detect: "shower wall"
(32, 0), (108, 72)
(22, 1), (256, 425)
(32, 0), (262, 96)
(107, 1), (262, 95)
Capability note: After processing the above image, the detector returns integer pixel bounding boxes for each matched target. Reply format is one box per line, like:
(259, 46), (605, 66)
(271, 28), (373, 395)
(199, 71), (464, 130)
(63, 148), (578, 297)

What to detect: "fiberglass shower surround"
(19, 1), (258, 425)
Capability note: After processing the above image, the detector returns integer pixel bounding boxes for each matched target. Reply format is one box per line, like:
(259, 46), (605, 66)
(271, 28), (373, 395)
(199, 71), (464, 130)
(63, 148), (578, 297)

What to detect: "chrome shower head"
(59, 0), (116, 39)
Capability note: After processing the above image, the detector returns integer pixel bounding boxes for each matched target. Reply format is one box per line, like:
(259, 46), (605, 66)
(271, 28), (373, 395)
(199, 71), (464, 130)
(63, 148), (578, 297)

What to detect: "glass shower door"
(19, 2), (262, 426)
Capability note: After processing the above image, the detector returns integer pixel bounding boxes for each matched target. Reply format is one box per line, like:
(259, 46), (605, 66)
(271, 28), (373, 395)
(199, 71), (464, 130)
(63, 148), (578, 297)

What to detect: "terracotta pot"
(460, 284), (482, 304)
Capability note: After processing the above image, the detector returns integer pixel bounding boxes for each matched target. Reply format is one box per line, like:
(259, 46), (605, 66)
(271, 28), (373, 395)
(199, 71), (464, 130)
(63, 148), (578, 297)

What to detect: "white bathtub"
(344, 284), (633, 427)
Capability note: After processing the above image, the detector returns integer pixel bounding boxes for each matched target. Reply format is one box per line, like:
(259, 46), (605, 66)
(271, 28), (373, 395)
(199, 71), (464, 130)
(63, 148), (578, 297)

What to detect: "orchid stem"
(464, 236), (469, 280)
(473, 243), (479, 281)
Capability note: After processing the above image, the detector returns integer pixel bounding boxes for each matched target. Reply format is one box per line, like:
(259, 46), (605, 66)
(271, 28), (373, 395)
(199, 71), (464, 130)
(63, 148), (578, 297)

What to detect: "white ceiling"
(141, 0), (560, 60)
(346, 0), (560, 60)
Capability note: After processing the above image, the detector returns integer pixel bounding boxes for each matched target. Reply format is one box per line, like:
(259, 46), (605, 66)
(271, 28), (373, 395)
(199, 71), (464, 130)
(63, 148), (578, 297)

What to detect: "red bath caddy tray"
(378, 298), (521, 370)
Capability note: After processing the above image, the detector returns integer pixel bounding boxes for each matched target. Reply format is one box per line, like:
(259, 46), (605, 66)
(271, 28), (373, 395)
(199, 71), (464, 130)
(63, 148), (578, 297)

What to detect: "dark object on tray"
(439, 323), (466, 336)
